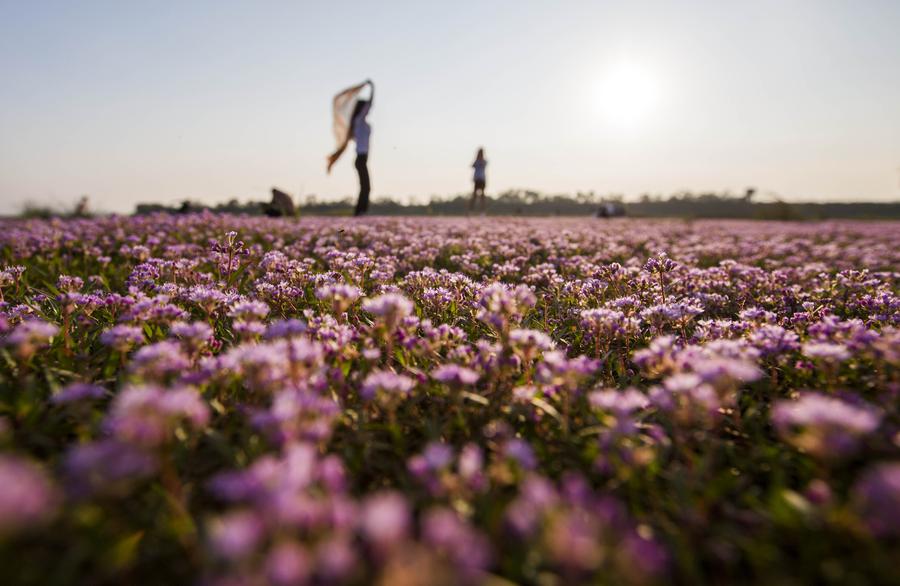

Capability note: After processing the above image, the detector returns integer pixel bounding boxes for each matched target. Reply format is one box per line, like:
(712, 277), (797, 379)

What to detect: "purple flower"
(652, 374), (722, 426)
(772, 392), (881, 459)
(458, 443), (485, 488)
(644, 253), (678, 273)
(581, 308), (640, 341)
(360, 370), (416, 401)
(504, 438), (537, 470)
(423, 442), (454, 469)
(739, 307), (778, 323)
(640, 301), (703, 328)
(64, 439), (158, 498)
(506, 474), (558, 536)
(690, 356), (761, 389)
(512, 384), (539, 403)
(228, 300), (270, 320)
(431, 363), (480, 386)
(185, 285), (229, 314)
(408, 442), (456, 496)
(422, 508), (492, 575)
(589, 388), (649, 415)
(362, 293), (414, 329)
(264, 319), (308, 340)
(233, 320), (266, 338)
(317, 455), (348, 492)
(52, 382), (106, 405)
(476, 283), (536, 332)
(57, 274), (84, 292)
(804, 478), (833, 506)
(509, 328), (555, 353)
(537, 350), (599, 389)
(749, 324), (800, 357)
(360, 491), (411, 551)
(208, 442), (321, 507)
(802, 341), (851, 363)
(314, 536), (358, 582)
(208, 510), (265, 560)
(105, 385), (210, 448)
(316, 284), (362, 314)
(618, 530), (669, 581)
(0, 455), (59, 536)
(4, 319), (58, 357)
(128, 341), (191, 380)
(852, 462), (900, 537)
(100, 324), (146, 352)
(265, 541), (311, 586)
(633, 335), (678, 373)
(170, 320), (213, 343)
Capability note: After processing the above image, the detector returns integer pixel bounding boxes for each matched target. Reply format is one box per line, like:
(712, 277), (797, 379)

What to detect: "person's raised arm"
(344, 80), (368, 94)
(366, 79), (374, 108)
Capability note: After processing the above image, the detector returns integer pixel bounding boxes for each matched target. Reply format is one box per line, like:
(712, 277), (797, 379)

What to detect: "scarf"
(327, 83), (367, 172)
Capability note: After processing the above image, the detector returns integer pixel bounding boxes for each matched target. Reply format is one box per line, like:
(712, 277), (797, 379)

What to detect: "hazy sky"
(1, 0), (899, 214)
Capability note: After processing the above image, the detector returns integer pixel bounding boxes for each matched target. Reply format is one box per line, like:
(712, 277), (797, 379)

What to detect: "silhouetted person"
(327, 79), (374, 216)
(265, 188), (296, 217)
(595, 202), (624, 218)
(73, 195), (89, 217)
(470, 147), (487, 213)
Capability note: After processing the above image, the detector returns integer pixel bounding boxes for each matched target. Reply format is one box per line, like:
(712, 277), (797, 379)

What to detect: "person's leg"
(354, 154), (370, 216)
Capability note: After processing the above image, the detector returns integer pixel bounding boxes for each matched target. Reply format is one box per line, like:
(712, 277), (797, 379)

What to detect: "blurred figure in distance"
(470, 147), (487, 214)
(327, 79), (374, 216)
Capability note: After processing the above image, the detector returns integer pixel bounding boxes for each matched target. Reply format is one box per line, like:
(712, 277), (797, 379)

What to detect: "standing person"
(327, 79), (374, 216)
(471, 147), (487, 213)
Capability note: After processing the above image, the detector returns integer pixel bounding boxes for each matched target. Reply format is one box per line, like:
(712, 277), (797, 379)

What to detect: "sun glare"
(595, 61), (661, 130)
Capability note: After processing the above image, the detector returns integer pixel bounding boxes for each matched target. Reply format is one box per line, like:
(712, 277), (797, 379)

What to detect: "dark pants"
(354, 154), (370, 216)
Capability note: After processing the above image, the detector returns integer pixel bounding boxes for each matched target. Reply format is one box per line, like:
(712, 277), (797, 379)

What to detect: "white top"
(353, 114), (370, 155)
(473, 159), (487, 181)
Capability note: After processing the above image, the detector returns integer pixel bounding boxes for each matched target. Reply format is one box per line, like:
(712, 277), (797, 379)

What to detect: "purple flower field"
(0, 214), (898, 585)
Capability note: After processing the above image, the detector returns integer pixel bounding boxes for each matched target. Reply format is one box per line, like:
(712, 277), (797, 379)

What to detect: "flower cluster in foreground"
(0, 215), (898, 584)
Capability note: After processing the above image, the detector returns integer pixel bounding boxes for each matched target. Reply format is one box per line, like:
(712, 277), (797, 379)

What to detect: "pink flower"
(432, 364), (479, 386)
(802, 342), (851, 363)
(772, 393), (881, 459)
(4, 319), (58, 357)
(0, 455), (59, 536)
(360, 370), (416, 400)
(362, 293), (414, 330)
(360, 491), (411, 551)
(106, 385), (210, 448)
(209, 510), (265, 560)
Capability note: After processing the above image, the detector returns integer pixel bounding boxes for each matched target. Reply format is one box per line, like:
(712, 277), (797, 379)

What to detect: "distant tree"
(129, 187), (900, 220)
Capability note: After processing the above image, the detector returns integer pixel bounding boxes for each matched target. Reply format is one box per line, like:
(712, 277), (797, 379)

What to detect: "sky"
(1, 0), (899, 214)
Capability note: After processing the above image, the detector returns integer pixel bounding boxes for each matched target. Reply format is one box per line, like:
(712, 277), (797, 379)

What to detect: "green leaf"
(461, 391), (489, 406)
(530, 397), (561, 423)
(107, 530), (144, 572)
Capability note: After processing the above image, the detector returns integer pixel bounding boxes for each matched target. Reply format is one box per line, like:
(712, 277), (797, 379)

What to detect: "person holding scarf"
(327, 79), (374, 216)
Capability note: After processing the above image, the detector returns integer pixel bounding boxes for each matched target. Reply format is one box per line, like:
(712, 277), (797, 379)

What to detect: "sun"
(595, 61), (661, 130)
